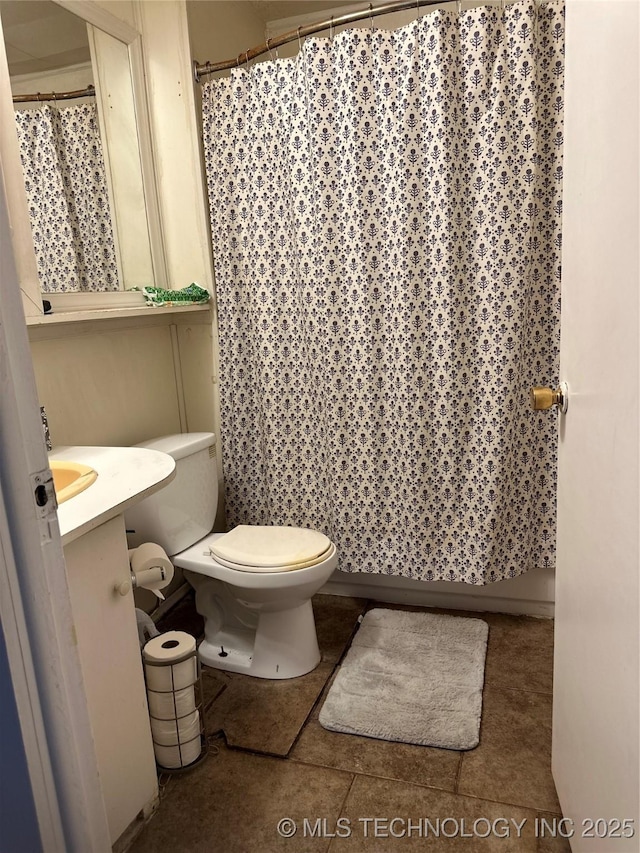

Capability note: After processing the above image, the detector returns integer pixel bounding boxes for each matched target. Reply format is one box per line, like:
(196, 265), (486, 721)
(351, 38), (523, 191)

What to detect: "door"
(0, 148), (111, 849)
(552, 1), (639, 850)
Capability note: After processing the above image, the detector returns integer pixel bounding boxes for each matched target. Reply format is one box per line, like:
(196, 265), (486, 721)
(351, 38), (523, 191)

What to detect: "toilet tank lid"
(135, 432), (215, 461)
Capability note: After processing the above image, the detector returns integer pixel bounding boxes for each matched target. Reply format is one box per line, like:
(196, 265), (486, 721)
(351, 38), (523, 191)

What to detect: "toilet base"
(178, 535), (337, 680)
(197, 600), (321, 679)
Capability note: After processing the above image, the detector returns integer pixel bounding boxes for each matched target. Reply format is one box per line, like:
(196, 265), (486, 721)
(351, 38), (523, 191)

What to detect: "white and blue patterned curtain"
(14, 103), (120, 293)
(202, 0), (564, 584)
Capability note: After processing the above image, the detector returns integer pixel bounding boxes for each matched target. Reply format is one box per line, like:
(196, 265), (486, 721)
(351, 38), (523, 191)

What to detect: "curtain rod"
(13, 84), (95, 105)
(194, 0), (464, 81)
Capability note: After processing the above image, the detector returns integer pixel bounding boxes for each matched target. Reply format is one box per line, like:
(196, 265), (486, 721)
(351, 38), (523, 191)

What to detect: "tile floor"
(128, 594), (569, 853)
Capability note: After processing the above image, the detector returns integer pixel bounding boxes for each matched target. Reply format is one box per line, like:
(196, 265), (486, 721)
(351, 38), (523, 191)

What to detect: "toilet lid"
(209, 525), (332, 572)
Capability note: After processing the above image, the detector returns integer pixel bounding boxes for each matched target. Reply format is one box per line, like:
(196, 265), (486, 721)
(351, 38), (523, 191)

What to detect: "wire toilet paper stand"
(143, 636), (208, 773)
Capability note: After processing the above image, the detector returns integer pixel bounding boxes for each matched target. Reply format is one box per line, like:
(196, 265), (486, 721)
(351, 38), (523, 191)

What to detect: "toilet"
(125, 433), (337, 679)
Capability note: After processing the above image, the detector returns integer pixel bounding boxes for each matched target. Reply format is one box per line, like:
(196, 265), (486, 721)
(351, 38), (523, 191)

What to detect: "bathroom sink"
(49, 446), (174, 545)
(50, 460), (98, 504)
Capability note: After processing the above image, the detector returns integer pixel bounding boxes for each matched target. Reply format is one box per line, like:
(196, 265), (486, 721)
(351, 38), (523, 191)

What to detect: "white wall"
(28, 314), (217, 447)
(29, 322), (182, 448)
(186, 0), (265, 72)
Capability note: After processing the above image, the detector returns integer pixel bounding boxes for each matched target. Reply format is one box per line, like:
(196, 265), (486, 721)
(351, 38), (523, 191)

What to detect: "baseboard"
(320, 568), (555, 617)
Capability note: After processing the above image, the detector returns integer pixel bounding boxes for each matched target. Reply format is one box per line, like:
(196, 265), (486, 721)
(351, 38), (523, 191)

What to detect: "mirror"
(0, 0), (162, 310)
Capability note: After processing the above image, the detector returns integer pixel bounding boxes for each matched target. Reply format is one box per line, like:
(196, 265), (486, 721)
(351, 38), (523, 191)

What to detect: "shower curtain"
(202, 0), (564, 583)
(14, 102), (120, 293)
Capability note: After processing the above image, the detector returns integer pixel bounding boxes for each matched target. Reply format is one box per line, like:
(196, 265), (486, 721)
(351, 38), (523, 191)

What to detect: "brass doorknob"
(530, 382), (568, 414)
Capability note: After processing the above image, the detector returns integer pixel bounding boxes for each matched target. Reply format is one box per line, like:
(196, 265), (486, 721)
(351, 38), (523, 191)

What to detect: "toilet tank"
(125, 432), (218, 556)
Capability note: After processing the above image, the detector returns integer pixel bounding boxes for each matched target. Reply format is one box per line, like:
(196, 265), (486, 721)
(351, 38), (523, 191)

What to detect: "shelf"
(25, 303), (211, 327)
(25, 302), (213, 341)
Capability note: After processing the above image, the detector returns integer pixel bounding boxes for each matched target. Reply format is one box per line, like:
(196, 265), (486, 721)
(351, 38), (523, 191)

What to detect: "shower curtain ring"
(267, 37), (275, 61)
(369, 3), (374, 30)
(329, 15), (334, 41)
(457, 0), (462, 15)
(297, 26), (303, 53)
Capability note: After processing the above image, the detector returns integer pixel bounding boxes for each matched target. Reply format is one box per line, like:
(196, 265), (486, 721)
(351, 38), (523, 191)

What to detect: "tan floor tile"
(458, 687), (561, 813)
(535, 813), (573, 853)
(291, 703), (460, 792)
(327, 774), (539, 851)
(198, 593), (365, 755)
(145, 595), (563, 853)
(130, 741), (354, 853)
(313, 594), (367, 663)
(204, 662), (335, 755)
(200, 666), (228, 708)
(483, 614), (554, 694)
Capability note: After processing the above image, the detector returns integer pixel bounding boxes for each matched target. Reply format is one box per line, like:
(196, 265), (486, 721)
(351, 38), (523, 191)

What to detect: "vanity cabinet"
(64, 514), (157, 844)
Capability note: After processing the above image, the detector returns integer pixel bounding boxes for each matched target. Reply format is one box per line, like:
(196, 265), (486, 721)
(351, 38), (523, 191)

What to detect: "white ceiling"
(0, 0), (90, 77)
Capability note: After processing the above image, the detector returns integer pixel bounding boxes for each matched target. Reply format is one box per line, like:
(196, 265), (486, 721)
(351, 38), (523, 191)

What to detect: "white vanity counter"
(50, 445), (175, 545)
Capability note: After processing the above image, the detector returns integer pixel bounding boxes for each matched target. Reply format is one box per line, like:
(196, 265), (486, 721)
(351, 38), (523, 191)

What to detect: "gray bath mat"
(319, 608), (489, 750)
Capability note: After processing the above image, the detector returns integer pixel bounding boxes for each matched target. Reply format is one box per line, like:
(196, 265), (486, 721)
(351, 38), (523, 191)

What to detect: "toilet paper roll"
(130, 543), (174, 601)
(151, 709), (200, 746)
(154, 737), (201, 769)
(143, 631), (197, 692)
(147, 684), (196, 721)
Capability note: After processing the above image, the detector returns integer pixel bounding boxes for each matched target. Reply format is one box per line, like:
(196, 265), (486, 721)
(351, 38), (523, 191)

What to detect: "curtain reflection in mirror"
(14, 101), (120, 292)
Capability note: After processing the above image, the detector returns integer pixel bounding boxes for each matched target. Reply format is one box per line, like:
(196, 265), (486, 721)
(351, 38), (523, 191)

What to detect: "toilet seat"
(209, 525), (332, 573)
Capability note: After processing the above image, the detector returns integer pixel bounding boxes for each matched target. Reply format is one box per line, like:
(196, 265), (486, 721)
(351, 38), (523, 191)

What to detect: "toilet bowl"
(176, 530), (337, 678)
(125, 433), (337, 679)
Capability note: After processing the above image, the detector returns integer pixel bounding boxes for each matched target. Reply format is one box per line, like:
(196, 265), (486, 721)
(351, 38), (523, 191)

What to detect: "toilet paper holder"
(130, 564), (170, 589)
(114, 563), (170, 598)
(142, 634), (208, 773)
(129, 543), (174, 601)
